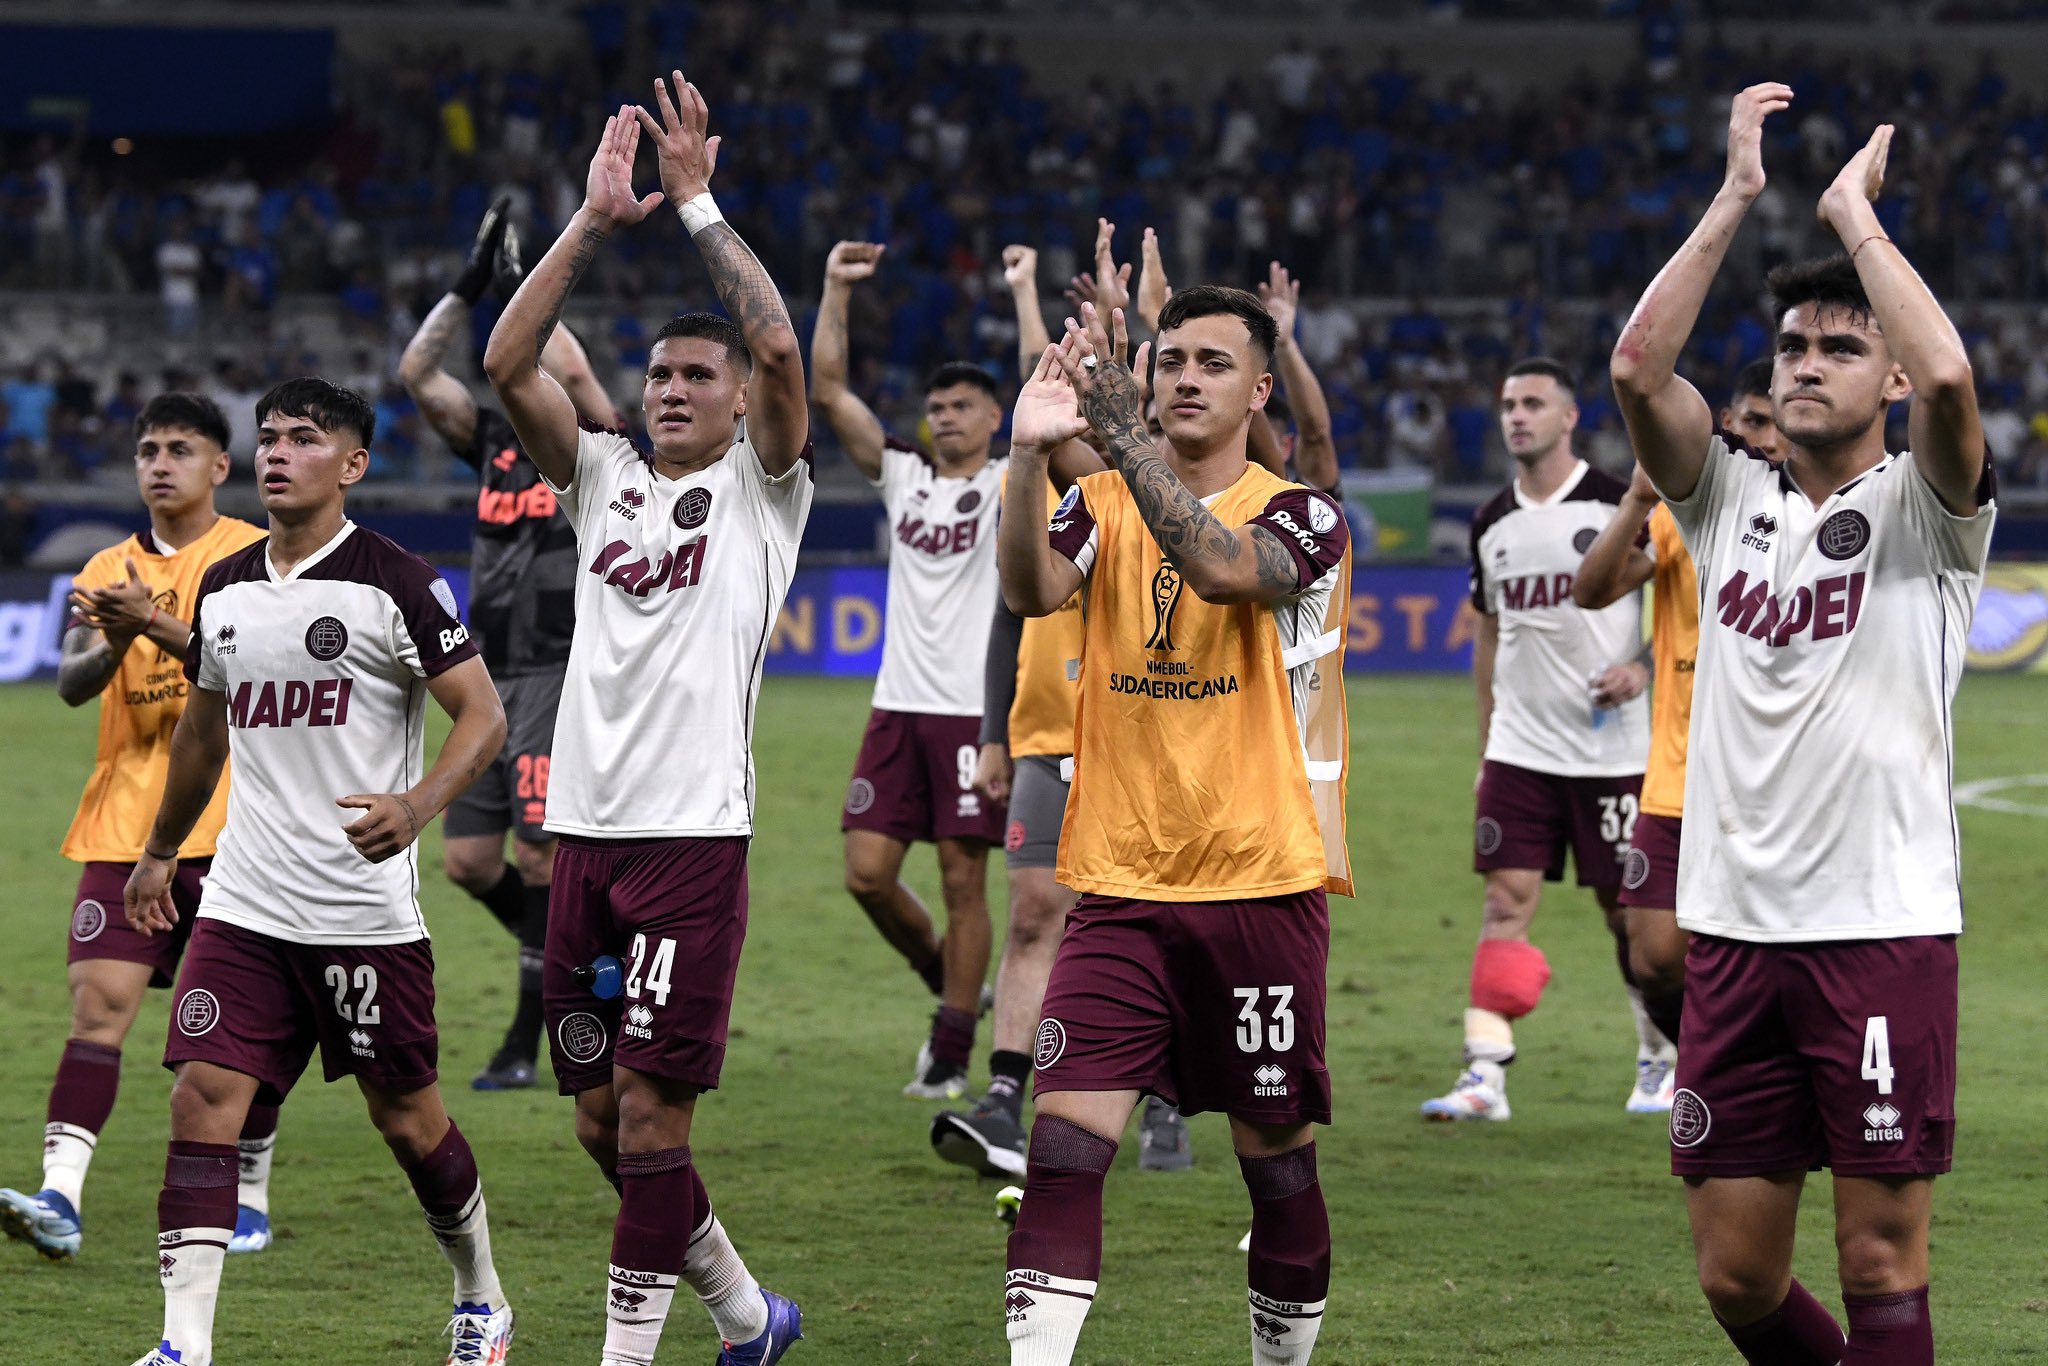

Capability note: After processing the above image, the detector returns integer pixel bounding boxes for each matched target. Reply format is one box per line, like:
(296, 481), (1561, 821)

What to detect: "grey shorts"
(1002, 755), (1071, 870)
(445, 669), (563, 844)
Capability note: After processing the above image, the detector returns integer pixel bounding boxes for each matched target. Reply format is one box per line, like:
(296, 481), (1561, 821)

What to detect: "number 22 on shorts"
(1234, 986), (1296, 1053)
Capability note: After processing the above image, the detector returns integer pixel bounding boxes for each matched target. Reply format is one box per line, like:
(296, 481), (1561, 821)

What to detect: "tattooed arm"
(1054, 306), (1309, 606)
(485, 105), (661, 486)
(399, 294), (481, 455)
(638, 72), (808, 477)
(809, 243), (889, 480)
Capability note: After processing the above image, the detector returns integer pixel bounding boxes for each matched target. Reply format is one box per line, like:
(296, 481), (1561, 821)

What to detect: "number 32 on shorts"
(1234, 986), (1296, 1053)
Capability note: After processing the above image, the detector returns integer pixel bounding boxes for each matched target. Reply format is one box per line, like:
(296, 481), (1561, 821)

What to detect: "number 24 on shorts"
(1234, 986), (1296, 1053)
(625, 933), (677, 1007)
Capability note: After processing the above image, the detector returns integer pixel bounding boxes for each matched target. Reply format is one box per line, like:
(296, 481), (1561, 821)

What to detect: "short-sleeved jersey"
(185, 522), (480, 945)
(456, 406), (578, 677)
(1009, 478), (1085, 759)
(1664, 436), (1996, 942)
(1469, 460), (1650, 778)
(1641, 504), (1698, 817)
(1049, 464), (1352, 900)
(543, 423), (813, 838)
(61, 517), (268, 862)
(871, 438), (1007, 716)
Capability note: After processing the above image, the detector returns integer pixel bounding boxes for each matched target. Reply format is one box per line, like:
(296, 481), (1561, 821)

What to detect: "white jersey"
(544, 423), (812, 838)
(187, 522), (479, 945)
(870, 438), (1006, 716)
(1469, 460), (1650, 778)
(1665, 436), (1996, 942)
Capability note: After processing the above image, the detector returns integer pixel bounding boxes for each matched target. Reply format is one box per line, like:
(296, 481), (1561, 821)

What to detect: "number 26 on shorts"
(1234, 985), (1296, 1053)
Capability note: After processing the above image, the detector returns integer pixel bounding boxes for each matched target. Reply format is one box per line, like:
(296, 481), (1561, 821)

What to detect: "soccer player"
(1612, 86), (1993, 1364)
(1573, 360), (1782, 1048)
(1418, 356), (1668, 1123)
(122, 377), (515, 1366)
(812, 238), (1008, 1100)
(998, 293), (1352, 1365)
(0, 395), (276, 1265)
(482, 78), (808, 1366)
(399, 196), (618, 1091)
(931, 245), (1191, 1177)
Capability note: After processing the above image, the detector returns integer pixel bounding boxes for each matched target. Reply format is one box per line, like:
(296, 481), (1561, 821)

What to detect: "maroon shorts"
(163, 918), (439, 1102)
(1671, 935), (1957, 1179)
(1033, 891), (1331, 1126)
(842, 708), (1005, 846)
(1474, 760), (1642, 889)
(544, 835), (749, 1096)
(1617, 812), (1681, 909)
(68, 859), (212, 987)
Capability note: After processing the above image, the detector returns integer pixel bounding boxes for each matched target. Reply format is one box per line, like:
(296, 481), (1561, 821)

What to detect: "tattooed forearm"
(56, 627), (123, 707)
(1248, 525), (1301, 593)
(1083, 364), (1245, 574)
(404, 295), (468, 374)
(694, 222), (795, 349)
(533, 225), (608, 365)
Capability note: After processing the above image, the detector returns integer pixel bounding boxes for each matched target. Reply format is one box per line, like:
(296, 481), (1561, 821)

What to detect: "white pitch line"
(1954, 774), (2048, 818)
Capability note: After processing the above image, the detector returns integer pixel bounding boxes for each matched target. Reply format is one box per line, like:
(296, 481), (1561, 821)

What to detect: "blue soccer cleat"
(716, 1289), (803, 1366)
(0, 1186), (81, 1260)
(228, 1203), (270, 1254)
(128, 1341), (187, 1365)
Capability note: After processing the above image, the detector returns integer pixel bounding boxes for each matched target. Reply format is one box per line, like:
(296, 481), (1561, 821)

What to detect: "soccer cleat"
(1419, 1066), (1511, 1122)
(1627, 1052), (1678, 1114)
(0, 1186), (80, 1260)
(902, 1039), (970, 1101)
(471, 1053), (536, 1091)
(444, 1301), (514, 1365)
(979, 983), (996, 1017)
(716, 1288), (803, 1366)
(931, 1104), (1027, 1178)
(128, 1341), (188, 1366)
(227, 1204), (270, 1254)
(1137, 1096), (1193, 1171)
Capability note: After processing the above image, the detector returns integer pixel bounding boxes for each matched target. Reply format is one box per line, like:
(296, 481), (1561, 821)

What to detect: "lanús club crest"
(1145, 559), (1184, 651)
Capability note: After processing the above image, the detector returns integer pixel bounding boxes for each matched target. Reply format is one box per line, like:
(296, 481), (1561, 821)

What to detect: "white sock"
(684, 1210), (767, 1344)
(41, 1122), (95, 1209)
(1626, 986), (1674, 1057)
(236, 1131), (276, 1215)
(160, 1224), (232, 1364)
(604, 1264), (678, 1365)
(1465, 1058), (1507, 1090)
(1249, 1288), (1326, 1365)
(425, 1184), (506, 1309)
(1006, 1268), (1095, 1366)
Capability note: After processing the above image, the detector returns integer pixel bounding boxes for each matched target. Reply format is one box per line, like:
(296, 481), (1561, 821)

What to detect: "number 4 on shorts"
(1861, 1015), (1895, 1095)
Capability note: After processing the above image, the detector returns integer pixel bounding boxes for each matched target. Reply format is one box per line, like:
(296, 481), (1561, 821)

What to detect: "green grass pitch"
(1, 674), (2044, 1363)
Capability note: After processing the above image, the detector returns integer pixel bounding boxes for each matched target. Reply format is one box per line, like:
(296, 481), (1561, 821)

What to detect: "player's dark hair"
(1505, 356), (1578, 399)
(1157, 284), (1279, 367)
(1731, 358), (1774, 405)
(135, 392), (231, 452)
(255, 377), (376, 447)
(1263, 391), (1294, 429)
(1766, 254), (1872, 327)
(652, 313), (753, 373)
(924, 361), (1001, 401)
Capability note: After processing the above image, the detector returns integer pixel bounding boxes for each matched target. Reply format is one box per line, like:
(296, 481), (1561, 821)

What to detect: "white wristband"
(678, 193), (724, 237)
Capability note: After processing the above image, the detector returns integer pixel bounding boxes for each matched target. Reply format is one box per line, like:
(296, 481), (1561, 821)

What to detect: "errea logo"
(1863, 1102), (1904, 1142)
(1253, 1063), (1289, 1097)
(1741, 511), (1778, 552)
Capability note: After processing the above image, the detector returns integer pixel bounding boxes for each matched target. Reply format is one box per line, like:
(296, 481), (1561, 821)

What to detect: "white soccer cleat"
(902, 1039), (969, 1101)
(1627, 1052), (1678, 1114)
(1419, 1065), (1511, 1122)
(128, 1343), (190, 1366)
(444, 1301), (514, 1365)
(1236, 1229), (1251, 1252)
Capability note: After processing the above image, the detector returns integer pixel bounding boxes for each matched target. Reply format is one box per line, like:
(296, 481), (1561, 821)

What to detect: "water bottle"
(571, 954), (624, 1000)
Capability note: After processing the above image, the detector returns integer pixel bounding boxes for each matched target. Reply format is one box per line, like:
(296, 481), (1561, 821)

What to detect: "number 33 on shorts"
(1234, 986), (1296, 1052)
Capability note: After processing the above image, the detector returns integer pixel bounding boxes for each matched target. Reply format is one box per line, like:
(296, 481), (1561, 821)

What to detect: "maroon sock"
(160, 1140), (238, 1234)
(238, 1102), (279, 1143)
(1717, 1279), (1846, 1365)
(1643, 987), (1685, 1047)
(930, 1005), (977, 1069)
(402, 1120), (481, 1219)
(1007, 1116), (1115, 1282)
(686, 1164), (715, 1242)
(47, 1039), (121, 1134)
(915, 949), (946, 995)
(614, 1145), (696, 1275)
(1240, 1143), (1331, 1333)
(1842, 1287), (1931, 1365)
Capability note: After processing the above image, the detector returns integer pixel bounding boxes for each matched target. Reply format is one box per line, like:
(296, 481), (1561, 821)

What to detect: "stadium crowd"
(7, 6), (2048, 490)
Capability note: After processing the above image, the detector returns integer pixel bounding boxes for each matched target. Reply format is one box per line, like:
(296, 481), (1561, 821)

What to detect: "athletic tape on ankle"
(1028, 1116), (1117, 1173)
(616, 1144), (694, 1177)
(1239, 1142), (1319, 1200)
